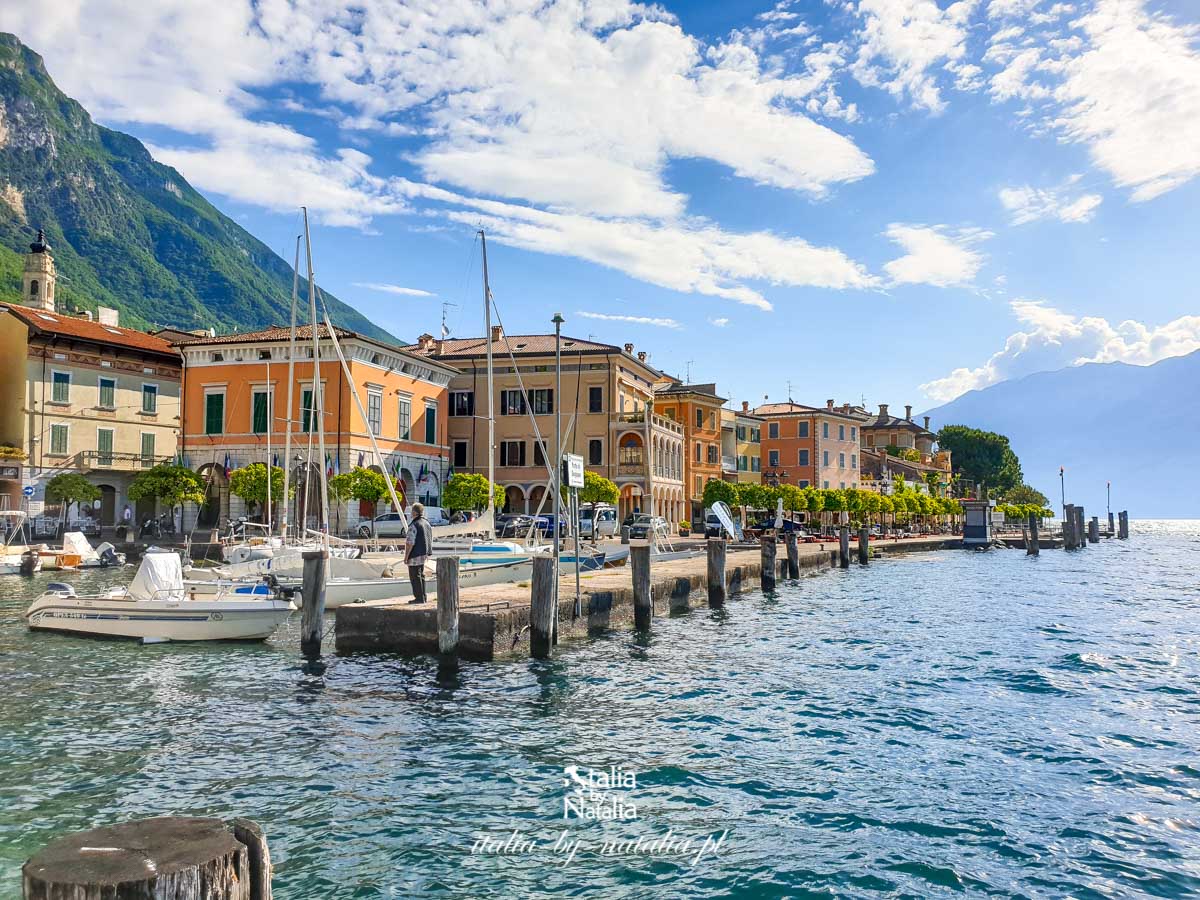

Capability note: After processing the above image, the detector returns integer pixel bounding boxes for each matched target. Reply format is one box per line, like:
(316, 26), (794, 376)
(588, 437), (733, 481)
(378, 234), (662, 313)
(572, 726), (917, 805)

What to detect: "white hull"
(25, 595), (293, 641)
(0, 553), (41, 575)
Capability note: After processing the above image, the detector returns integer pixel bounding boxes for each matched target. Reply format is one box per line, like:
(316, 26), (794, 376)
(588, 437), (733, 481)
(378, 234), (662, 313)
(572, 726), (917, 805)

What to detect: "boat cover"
(128, 551), (185, 602)
(62, 531), (99, 561)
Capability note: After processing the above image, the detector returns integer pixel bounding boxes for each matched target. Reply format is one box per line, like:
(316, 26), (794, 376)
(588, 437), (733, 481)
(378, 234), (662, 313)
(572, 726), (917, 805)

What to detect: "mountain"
(923, 350), (1200, 519)
(0, 34), (393, 341)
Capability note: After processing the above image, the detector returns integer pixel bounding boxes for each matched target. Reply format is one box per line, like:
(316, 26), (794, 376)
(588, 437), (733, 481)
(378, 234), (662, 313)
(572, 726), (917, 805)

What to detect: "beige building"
(0, 232), (181, 524)
(404, 328), (685, 522)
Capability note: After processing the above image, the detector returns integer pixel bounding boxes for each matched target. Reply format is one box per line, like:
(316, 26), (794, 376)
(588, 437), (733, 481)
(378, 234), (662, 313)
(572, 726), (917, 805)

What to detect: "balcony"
(721, 454), (737, 473)
(76, 451), (175, 472)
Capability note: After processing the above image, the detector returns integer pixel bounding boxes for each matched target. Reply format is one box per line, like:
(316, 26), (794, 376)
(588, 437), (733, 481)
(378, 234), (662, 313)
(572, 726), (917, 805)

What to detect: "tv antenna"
(440, 300), (458, 338)
(685, 360), (694, 383)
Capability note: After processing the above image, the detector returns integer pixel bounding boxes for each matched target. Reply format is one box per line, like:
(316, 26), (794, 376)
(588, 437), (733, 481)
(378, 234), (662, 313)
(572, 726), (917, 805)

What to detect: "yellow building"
(732, 402), (763, 484)
(405, 328), (685, 522)
(0, 232), (181, 524)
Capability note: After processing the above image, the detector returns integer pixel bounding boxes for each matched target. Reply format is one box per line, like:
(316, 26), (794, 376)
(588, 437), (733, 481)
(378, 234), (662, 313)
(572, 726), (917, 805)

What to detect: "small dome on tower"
(29, 228), (50, 254)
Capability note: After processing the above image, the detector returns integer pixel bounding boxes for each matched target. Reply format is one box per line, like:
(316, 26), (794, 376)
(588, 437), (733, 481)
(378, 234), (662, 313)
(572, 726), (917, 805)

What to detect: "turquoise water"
(2, 522), (1199, 898)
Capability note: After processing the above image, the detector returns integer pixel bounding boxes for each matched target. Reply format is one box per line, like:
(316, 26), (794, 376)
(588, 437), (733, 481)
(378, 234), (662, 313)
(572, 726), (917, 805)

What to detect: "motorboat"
(24, 550), (294, 642)
(38, 531), (125, 570)
(0, 510), (41, 575)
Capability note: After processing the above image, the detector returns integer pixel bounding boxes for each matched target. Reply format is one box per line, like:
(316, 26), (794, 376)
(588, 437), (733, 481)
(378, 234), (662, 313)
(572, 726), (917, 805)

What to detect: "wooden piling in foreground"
(1088, 516), (1100, 544)
(760, 534), (777, 591)
(23, 817), (272, 900)
(1075, 507), (1087, 550)
(631, 543), (652, 629)
(1063, 504), (1076, 549)
(436, 556), (460, 656)
(838, 526), (850, 569)
(858, 527), (869, 565)
(1118, 510), (1129, 539)
(1027, 513), (1040, 556)
(707, 538), (727, 606)
(300, 548), (328, 656)
(530, 556), (556, 657)
(784, 531), (800, 579)
(1108, 511), (1115, 537)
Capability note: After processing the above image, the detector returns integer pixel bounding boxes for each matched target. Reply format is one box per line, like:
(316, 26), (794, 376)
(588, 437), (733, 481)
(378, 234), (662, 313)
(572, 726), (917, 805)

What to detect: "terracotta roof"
(172, 323), (357, 345)
(862, 413), (931, 434)
(752, 401), (860, 421)
(403, 333), (618, 359)
(2, 304), (179, 358)
(656, 381), (727, 401)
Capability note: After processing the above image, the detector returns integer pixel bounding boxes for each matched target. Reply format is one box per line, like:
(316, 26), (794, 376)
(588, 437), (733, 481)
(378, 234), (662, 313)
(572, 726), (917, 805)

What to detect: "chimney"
(842, 403), (851, 413)
(624, 342), (634, 354)
(490, 325), (503, 342)
(878, 403), (889, 418)
(741, 400), (749, 412)
(637, 351), (647, 362)
(417, 332), (436, 351)
(97, 306), (119, 327)
(923, 416), (931, 431)
(905, 404), (912, 421)
(826, 399), (834, 410)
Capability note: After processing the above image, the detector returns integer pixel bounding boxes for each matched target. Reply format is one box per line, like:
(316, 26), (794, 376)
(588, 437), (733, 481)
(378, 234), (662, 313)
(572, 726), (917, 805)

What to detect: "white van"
(579, 504), (618, 538)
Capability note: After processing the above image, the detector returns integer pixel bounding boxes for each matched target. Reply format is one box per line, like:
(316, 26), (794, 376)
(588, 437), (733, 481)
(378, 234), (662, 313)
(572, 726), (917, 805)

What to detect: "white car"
(357, 507), (450, 537)
(579, 506), (618, 538)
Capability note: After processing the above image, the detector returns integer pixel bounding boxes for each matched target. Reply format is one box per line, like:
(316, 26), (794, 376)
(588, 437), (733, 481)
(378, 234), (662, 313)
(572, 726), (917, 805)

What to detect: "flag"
(325, 453), (334, 478)
(272, 453), (279, 468)
(223, 453), (231, 477)
(334, 453), (341, 476)
(357, 451), (365, 468)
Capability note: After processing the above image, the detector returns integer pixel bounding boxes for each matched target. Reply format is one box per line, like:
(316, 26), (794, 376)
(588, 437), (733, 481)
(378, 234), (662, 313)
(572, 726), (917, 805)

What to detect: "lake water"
(2, 522), (1199, 898)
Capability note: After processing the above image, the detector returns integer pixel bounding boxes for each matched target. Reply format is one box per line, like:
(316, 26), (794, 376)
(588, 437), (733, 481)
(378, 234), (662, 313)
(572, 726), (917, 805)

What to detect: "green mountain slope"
(0, 33), (395, 341)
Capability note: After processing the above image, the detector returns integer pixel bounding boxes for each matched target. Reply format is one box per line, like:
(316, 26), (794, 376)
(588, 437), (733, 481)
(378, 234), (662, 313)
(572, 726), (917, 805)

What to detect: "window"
(768, 449), (780, 467)
(751, 457), (761, 472)
(750, 427), (760, 443)
(252, 390), (270, 434)
(839, 452), (846, 468)
(798, 449), (809, 467)
(450, 391), (474, 417)
(850, 426), (857, 442)
(768, 422), (779, 439)
(797, 421), (809, 438)
(367, 389), (383, 435)
(142, 384), (158, 413)
(533, 440), (548, 467)
(500, 390), (527, 416)
(29, 279), (38, 297)
(822, 450), (829, 466)
(98, 377), (116, 409)
(822, 422), (829, 439)
(866, 434), (875, 448)
(141, 432), (156, 465)
(205, 392), (224, 435)
(696, 408), (704, 428)
(398, 397), (411, 440)
(823, 480), (829, 489)
(259, 349), (272, 360)
(453, 441), (468, 468)
(500, 441), (526, 466)
(97, 428), (114, 466)
(528, 389), (554, 415)
(738, 455), (747, 471)
(212, 351), (224, 362)
(49, 423), (68, 455)
(798, 479), (809, 488)
(424, 401), (438, 444)
(588, 387), (603, 413)
(707, 445), (718, 464)
(851, 454), (858, 470)
(588, 439), (602, 466)
(301, 388), (314, 433)
(51, 371), (70, 403)
(694, 443), (700, 462)
(837, 424), (844, 440)
(694, 475), (702, 496)
(736, 425), (746, 441)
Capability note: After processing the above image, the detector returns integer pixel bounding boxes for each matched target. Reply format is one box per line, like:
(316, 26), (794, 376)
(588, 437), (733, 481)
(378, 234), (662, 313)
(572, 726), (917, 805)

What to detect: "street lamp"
(1059, 466), (1066, 520)
(551, 312), (564, 596)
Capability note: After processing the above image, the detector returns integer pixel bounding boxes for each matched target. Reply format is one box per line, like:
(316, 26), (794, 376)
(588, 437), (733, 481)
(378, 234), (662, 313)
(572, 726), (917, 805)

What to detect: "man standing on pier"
(405, 503), (433, 605)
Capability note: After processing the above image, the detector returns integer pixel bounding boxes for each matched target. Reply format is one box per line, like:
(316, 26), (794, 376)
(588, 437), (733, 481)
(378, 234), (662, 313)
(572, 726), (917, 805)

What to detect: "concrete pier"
(336, 536), (956, 661)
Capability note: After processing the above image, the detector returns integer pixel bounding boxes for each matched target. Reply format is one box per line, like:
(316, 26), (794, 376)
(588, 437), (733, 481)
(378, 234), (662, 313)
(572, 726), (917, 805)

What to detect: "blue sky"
(3, 0), (1198, 412)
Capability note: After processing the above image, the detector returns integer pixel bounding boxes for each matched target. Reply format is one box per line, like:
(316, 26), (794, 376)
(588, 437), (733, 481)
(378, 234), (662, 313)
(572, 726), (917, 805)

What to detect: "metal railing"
(76, 451), (175, 471)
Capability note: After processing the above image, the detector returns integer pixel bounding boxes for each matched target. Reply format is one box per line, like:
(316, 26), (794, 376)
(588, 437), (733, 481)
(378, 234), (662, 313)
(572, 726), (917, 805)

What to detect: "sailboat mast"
(281, 235), (300, 539)
(480, 230), (496, 535)
(265, 355), (272, 536)
(302, 208), (330, 542)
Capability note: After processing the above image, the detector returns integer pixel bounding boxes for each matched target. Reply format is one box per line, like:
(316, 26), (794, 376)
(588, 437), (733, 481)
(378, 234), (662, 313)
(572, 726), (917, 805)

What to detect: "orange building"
(654, 381), (726, 523)
(753, 400), (862, 491)
(176, 324), (457, 533)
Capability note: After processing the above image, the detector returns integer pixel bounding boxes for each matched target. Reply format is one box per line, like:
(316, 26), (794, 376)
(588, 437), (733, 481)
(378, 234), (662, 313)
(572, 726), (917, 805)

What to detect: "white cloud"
(882, 224), (991, 287)
(577, 311), (681, 329)
(920, 299), (1200, 401)
(848, 0), (979, 112)
(352, 282), (436, 297)
(709, 317), (730, 327)
(998, 177), (1102, 224)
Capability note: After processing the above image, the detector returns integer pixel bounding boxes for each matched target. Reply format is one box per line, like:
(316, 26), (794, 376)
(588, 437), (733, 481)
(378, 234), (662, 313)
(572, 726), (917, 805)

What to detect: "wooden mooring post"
(1108, 511), (1115, 537)
(1118, 510), (1129, 539)
(1075, 506), (1087, 550)
(22, 816), (272, 899)
(436, 556), (460, 656)
(631, 543), (652, 629)
(785, 531), (800, 579)
(707, 538), (727, 606)
(858, 527), (869, 565)
(530, 555), (557, 657)
(838, 526), (850, 569)
(1027, 513), (1040, 556)
(300, 548), (328, 657)
(1088, 516), (1100, 544)
(1063, 504), (1077, 549)
(760, 534), (777, 591)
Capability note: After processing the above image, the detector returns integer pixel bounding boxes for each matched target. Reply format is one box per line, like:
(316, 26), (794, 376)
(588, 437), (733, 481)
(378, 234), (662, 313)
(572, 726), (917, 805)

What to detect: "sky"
(2, 0), (1198, 413)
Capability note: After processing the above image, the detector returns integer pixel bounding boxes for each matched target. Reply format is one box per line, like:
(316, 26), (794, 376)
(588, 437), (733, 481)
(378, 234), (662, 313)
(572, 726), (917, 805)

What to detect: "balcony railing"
(76, 451), (175, 471)
(721, 454), (737, 472)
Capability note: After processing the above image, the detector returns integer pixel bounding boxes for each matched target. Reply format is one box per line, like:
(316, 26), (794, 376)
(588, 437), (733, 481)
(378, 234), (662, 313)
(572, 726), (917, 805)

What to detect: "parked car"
(358, 512), (407, 538)
(534, 514), (570, 537)
(497, 514), (536, 538)
(579, 505), (618, 538)
(628, 514), (670, 540)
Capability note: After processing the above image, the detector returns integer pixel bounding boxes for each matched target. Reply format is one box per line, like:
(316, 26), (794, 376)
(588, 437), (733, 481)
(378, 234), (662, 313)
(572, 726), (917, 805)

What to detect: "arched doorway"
(619, 484), (642, 521)
(399, 468), (415, 511)
(528, 485), (547, 516)
(417, 469), (440, 506)
(97, 484), (116, 526)
(196, 464), (228, 529)
(503, 485), (525, 514)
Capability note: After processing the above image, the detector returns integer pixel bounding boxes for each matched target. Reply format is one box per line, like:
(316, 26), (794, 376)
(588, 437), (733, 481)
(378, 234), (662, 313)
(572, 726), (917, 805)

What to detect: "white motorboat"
(0, 510), (41, 575)
(38, 531), (125, 570)
(24, 550), (293, 642)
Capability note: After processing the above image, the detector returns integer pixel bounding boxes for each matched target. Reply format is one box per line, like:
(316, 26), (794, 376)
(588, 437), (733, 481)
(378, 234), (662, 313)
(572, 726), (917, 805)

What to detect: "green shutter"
(252, 392), (268, 434)
(97, 429), (113, 465)
(141, 432), (155, 464)
(205, 394), (224, 434)
(52, 372), (70, 403)
(424, 404), (436, 444)
(301, 389), (313, 432)
(142, 384), (158, 413)
(99, 378), (115, 408)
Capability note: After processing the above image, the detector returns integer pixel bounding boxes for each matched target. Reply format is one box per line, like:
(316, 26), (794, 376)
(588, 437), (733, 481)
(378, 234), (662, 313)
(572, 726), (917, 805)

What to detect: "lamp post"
(1059, 466), (1066, 521)
(552, 313), (564, 612)
(1106, 480), (1111, 519)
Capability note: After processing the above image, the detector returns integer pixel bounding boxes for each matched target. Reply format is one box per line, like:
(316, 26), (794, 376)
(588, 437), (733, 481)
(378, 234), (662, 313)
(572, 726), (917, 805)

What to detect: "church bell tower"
(22, 228), (56, 313)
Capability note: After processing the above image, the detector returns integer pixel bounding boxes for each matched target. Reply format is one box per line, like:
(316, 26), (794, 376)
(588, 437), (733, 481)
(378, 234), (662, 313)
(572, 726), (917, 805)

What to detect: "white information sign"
(563, 453), (585, 490)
